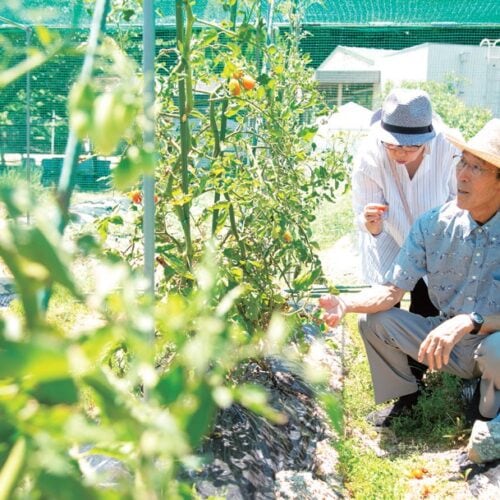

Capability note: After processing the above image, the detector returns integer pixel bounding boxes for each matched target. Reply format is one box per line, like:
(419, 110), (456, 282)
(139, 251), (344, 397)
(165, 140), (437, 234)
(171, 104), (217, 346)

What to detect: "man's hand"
(417, 314), (471, 370)
(318, 294), (346, 328)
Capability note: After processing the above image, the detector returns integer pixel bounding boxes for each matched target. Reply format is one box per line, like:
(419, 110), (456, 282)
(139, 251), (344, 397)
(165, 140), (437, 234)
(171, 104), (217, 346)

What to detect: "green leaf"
(82, 371), (138, 432)
(0, 339), (70, 381)
(75, 234), (100, 255)
(113, 147), (154, 191)
(14, 226), (78, 296)
(36, 472), (102, 500)
(320, 392), (343, 434)
(154, 365), (185, 405)
(29, 377), (79, 406)
(292, 267), (322, 292)
(183, 383), (217, 448)
(0, 48), (57, 88)
(299, 126), (318, 141)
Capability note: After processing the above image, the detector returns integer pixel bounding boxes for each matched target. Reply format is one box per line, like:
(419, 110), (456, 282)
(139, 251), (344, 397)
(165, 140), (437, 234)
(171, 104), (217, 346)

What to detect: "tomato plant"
(113, 0), (349, 332)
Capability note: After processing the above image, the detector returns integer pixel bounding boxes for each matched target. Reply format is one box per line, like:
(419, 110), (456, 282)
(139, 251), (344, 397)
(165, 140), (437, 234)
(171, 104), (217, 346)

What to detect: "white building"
(315, 41), (500, 117)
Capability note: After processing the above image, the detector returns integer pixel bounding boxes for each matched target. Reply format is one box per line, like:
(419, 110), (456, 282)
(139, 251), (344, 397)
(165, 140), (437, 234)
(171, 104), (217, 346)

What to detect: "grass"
(0, 164), (45, 197)
(337, 311), (471, 499)
(311, 187), (354, 250)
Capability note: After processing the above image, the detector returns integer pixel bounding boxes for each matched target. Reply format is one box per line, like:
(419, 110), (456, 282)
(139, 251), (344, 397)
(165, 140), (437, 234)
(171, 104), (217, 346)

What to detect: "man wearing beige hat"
(320, 119), (500, 428)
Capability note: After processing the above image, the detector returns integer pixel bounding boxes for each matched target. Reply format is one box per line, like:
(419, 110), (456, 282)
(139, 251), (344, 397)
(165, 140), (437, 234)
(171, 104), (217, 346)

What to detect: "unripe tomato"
(68, 82), (95, 138)
(228, 78), (241, 96)
(241, 74), (256, 91)
(91, 88), (138, 155)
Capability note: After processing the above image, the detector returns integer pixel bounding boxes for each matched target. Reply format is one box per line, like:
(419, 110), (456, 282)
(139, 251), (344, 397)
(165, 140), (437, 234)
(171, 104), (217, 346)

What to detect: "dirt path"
(318, 231), (364, 287)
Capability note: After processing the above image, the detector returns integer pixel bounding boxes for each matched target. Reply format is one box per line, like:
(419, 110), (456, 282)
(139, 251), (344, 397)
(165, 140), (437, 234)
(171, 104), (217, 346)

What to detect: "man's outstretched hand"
(318, 294), (346, 328)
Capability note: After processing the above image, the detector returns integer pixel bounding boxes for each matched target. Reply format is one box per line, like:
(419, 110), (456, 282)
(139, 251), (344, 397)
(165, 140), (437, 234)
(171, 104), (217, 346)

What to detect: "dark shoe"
(407, 356), (427, 384)
(463, 381), (494, 426)
(367, 391), (421, 427)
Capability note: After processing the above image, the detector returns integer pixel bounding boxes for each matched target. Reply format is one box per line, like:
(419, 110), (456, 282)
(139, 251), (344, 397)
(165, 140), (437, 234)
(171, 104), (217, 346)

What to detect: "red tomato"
(129, 190), (142, 204)
(241, 74), (256, 91)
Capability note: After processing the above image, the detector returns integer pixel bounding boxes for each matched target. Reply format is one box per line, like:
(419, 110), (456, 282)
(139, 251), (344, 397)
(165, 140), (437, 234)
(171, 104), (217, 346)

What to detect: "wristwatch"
(469, 312), (484, 335)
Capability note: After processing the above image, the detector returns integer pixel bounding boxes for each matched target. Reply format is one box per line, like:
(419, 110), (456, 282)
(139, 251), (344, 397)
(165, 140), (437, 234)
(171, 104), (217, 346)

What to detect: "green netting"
(0, 1), (499, 192)
(3, 1), (500, 26)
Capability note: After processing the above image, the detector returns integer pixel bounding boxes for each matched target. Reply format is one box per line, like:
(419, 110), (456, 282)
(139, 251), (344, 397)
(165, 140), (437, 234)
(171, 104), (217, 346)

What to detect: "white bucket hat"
(373, 88), (436, 146)
(447, 118), (500, 169)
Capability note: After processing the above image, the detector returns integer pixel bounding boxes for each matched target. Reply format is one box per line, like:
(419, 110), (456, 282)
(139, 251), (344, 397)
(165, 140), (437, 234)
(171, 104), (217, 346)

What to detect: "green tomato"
(90, 89), (137, 156)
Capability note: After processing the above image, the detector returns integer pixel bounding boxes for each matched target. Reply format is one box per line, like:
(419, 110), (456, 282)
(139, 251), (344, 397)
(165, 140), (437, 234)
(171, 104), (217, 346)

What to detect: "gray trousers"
(358, 308), (500, 419)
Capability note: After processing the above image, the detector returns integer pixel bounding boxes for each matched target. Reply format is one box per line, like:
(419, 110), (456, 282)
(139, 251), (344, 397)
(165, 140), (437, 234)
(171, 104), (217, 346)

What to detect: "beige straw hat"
(447, 118), (500, 169)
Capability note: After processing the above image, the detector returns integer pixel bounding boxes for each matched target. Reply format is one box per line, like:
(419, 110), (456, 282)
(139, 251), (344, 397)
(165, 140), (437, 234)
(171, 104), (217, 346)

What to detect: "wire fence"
(1, 1), (499, 192)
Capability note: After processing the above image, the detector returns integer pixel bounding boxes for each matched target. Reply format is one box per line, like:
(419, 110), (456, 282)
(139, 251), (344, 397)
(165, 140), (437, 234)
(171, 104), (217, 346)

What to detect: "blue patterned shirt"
(385, 201), (500, 317)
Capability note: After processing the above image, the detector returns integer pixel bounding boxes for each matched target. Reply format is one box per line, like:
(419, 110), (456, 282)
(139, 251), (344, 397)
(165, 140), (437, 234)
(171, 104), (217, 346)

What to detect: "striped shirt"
(352, 131), (458, 284)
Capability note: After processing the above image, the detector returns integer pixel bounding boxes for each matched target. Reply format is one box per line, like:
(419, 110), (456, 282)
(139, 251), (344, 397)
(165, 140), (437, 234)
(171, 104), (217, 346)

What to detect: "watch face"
(471, 312), (484, 325)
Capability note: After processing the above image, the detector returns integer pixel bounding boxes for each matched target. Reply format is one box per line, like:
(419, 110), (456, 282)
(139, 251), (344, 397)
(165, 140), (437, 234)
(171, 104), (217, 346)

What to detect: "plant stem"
(225, 192), (246, 261)
(175, 0), (193, 270)
(211, 0), (238, 236)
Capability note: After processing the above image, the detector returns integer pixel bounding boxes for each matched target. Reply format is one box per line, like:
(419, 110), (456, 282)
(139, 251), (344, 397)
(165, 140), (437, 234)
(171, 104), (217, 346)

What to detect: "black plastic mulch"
(0, 293), (15, 307)
(190, 358), (328, 499)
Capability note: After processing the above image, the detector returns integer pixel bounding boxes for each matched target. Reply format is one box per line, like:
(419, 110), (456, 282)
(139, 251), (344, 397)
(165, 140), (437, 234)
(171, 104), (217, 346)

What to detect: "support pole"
(25, 26), (32, 223)
(142, 0), (156, 296)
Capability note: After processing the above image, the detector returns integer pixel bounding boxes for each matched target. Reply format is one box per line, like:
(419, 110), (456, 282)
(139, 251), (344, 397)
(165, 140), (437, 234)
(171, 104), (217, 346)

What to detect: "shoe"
(367, 391), (421, 427)
(407, 356), (427, 384)
(463, 380), (493, 426)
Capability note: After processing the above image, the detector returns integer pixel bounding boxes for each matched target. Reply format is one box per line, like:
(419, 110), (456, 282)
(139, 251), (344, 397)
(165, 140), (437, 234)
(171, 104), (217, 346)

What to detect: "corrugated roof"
(1, 0), (499, 28)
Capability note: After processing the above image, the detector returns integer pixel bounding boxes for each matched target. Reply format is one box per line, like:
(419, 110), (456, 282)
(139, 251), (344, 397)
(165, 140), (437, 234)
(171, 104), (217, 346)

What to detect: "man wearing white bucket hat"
(320, 119), (500, 428)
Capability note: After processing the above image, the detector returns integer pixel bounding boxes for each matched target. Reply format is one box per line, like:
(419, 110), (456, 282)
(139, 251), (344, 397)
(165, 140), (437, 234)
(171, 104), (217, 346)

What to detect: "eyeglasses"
(454, 155), (495, 177)
(382, 142), (423, 153)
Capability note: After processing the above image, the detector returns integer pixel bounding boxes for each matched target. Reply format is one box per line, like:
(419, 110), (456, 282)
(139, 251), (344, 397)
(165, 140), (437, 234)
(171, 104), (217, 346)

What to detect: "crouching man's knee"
(475, 331), (500, 381)
(358, 310), (395, 341)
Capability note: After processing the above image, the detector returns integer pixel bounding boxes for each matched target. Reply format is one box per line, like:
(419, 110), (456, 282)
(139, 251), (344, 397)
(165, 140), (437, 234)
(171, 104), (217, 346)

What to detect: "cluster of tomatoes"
(228, 69), (256, 96)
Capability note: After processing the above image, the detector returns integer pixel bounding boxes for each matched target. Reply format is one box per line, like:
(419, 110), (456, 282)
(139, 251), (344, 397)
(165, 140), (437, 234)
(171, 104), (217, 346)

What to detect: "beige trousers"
(358, 308), (500, 419)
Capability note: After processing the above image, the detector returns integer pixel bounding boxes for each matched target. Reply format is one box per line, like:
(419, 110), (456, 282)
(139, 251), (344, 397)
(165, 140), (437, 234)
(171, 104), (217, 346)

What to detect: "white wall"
(380, 43), (500, 117)
(379, 45), (430, 87)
